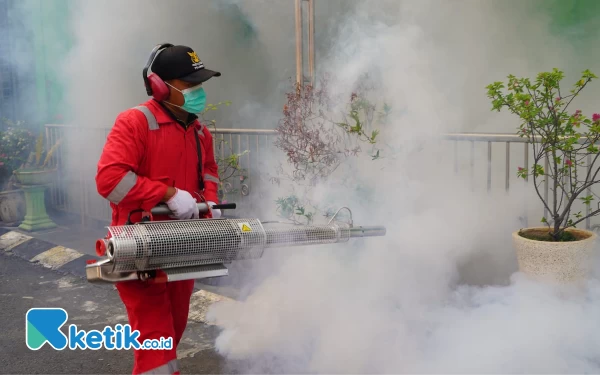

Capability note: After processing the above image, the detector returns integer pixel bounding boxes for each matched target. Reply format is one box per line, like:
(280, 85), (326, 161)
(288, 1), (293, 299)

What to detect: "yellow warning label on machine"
(238, 222), (252, 232)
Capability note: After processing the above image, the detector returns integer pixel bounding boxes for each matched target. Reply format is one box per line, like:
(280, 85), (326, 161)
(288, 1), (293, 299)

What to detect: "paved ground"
(2, 212), (111, 258)
(0, 246), (244, 374)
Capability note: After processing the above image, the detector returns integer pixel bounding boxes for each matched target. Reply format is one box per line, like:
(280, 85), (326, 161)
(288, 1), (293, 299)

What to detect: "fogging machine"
(86, 202), (386, 284)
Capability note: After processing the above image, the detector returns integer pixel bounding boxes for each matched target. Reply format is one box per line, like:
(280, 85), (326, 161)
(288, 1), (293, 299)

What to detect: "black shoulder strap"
(194, 129), (205, 190)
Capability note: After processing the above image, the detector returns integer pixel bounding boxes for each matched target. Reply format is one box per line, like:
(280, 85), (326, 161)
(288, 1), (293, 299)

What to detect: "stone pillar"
(18, 185), (57, 231)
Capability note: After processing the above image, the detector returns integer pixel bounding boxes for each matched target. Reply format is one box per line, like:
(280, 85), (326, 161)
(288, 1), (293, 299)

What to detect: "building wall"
(4, 0), (600, 130)
(0, 0), (71, 130)
(545, 0), (600, 42)
(0, 0), (25, 128)
(29, 0), (72, 125)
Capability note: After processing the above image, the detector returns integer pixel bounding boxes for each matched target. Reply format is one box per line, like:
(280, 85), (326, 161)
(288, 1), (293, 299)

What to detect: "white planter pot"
(512, 227), (597, 283)
(0, 189), (26, 225)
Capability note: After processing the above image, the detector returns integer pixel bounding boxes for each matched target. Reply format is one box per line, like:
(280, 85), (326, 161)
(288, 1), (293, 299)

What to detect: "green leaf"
(371, 129), (379, 141)
(533, 164), (545, 177)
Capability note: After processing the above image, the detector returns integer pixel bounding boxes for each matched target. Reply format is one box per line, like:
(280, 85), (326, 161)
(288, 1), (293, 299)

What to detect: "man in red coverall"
(95, 43), (222, 375)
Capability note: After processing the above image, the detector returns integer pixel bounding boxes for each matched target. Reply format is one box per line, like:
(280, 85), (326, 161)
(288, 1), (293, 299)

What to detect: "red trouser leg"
(116, 279), (194, 375)
(168, 280), (195, 347)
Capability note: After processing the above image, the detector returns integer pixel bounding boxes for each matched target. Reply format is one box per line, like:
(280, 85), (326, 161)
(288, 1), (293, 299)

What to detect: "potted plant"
(0, 120), (36, 225)
(0, 172), (25, 226)
(486, 68), (600, 283)
(13, 132), (61, 185)
(11, 132), (62, 231)
(272, 74), (389, 225)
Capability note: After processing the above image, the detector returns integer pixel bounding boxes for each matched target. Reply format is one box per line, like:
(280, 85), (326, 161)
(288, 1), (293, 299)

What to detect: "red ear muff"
(143, 43), (174, 100)
(147, 73), (170, 101)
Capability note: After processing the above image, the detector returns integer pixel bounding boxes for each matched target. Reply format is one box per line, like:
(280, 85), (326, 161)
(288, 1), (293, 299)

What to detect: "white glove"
(207, 201), (221, 219)
(166, 189), (200, 219)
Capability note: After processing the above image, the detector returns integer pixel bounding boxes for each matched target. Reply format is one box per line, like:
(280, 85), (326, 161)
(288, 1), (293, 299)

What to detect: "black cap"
(152, 45), (221, 84)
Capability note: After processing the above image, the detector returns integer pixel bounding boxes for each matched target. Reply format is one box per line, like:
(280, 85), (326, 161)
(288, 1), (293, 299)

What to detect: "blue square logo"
(26, 308), (68, 350)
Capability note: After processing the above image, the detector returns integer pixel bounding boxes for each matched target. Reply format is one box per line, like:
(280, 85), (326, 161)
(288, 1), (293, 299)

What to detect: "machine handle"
(211, 203), (237, 210)
(150, 202), (236, 216)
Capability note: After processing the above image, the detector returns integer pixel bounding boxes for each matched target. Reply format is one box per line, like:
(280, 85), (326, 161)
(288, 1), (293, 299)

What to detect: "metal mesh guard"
(264, 222), (351, 248)
(107, 219), (267, 272)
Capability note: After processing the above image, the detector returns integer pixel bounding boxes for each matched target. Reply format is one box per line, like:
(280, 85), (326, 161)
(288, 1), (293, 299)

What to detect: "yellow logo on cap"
(188, 51), (200, 64)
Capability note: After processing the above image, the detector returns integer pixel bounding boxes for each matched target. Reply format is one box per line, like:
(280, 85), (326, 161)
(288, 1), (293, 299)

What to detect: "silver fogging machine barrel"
(86, 204), (386, 284)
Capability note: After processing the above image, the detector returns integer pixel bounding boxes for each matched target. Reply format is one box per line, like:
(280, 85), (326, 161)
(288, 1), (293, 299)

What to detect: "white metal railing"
(445, 132), (600, 230)
(42, 125), (600, 230)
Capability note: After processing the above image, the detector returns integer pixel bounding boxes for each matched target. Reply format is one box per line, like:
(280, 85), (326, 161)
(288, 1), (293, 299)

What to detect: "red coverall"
(95, 98), (220, 375)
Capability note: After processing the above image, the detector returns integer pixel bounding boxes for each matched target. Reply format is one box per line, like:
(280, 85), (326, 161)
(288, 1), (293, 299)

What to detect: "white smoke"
(55, 0), (323, 220)
(205, 0), (600, 373)
(32, 0), (600, 372)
